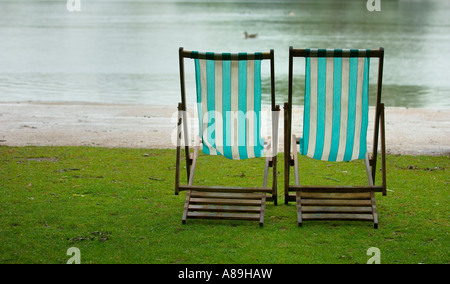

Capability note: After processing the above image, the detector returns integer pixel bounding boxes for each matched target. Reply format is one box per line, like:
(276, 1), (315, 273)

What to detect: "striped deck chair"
(284, 47), (387, 228)
(175, 47), (279, 226)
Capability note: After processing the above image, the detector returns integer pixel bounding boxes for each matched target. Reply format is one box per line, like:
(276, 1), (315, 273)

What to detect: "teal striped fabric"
(301, 49), (370, 162)
(193, 52), (265, 160)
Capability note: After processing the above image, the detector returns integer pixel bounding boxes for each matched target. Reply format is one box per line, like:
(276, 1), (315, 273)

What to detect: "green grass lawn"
(0, 146), (448, 264)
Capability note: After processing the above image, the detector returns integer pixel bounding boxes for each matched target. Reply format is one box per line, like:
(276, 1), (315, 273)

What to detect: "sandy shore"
(0, 101), (449, 156)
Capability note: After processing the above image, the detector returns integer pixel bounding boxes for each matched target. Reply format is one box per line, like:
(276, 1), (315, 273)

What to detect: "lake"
(0, 0), (449, 108)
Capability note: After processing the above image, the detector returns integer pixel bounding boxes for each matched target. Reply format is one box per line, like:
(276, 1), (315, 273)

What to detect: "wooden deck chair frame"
(175, 47), (279, 226)
(284, 47), (387, 228)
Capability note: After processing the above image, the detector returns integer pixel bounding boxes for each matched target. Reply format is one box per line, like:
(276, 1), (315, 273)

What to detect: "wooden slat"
(287, 193), (297, 202)
(300, 192), (371, 200)
(189, 197), (262, 206)
(302, 206), (373, 213)
(190, 191), (263, 200)
(188, 204), (261, 213)
(181, 50), (272, 60)
(301, 199), (372, 207)
(302, 213), (374, 221)
(179, 185), (273, 193)
(289, 185), (383, 193)
(291, 48), (382, 58)
(187, 211), (261, 221)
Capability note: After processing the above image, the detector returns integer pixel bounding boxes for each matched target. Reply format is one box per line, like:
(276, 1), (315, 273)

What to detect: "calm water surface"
(0, 0), (449, 108)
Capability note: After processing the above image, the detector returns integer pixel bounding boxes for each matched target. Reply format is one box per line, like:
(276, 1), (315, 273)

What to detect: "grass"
(0, 146), (448, 264)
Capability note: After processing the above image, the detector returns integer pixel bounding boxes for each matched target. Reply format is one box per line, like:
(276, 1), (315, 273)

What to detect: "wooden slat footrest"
(302, 213), (374, 221)
(296, 191), (378, 228)
(187, 212), (261, 221)
(182, 190), (266, 226)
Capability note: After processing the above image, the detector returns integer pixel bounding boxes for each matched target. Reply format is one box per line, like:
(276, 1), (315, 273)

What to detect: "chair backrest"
(289, 48), (384, 162)
(179, 49), (276, 160)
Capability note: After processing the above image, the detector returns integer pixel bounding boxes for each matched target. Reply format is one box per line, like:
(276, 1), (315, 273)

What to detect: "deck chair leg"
(263, 156), (270, 188)
(263, 137), (278, 205)
(284, 102), (291, 204)
(188, 137), (201, 186)
(296, 191), (302, 227)
(182, 190), (192, 224)
(291, 135), (300, 186)
(272, 155), (278, 206)
(365, 154), (374, 187)
(365, 154), (379, 229)
(371, 192), (378, 229)
(271, 106), (280, 206)
(259, 193), (266, 227)
(182, 139), (200, 224)
(175, 103), (183, 195)
(292, 135), (303, 226)
(263, 155), (277, 205)
(380, 103), (387, 196)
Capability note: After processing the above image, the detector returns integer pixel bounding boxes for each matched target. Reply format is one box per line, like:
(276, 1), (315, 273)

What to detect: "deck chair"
(175, 47), (279, 226)
(284, 47), (387, 228)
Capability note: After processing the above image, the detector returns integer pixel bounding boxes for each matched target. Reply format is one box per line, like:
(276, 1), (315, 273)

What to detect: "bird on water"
(244, 31), (257, 39)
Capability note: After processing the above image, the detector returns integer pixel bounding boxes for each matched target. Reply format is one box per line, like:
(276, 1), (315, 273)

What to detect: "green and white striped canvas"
(192, 52), (265, 160)
(301, 49), (371, 162)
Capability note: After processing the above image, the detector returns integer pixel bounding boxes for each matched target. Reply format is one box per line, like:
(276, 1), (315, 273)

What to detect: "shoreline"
(0, 101), (449, 156)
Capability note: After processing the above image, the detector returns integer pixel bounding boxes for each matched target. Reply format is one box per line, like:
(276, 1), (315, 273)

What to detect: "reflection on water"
(261, 76), (449, 109)
(0, 0), (449, 108)
(0, 73), (177, 105)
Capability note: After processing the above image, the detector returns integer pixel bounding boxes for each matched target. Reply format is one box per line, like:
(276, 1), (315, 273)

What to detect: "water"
(0, 0), (449, 108)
